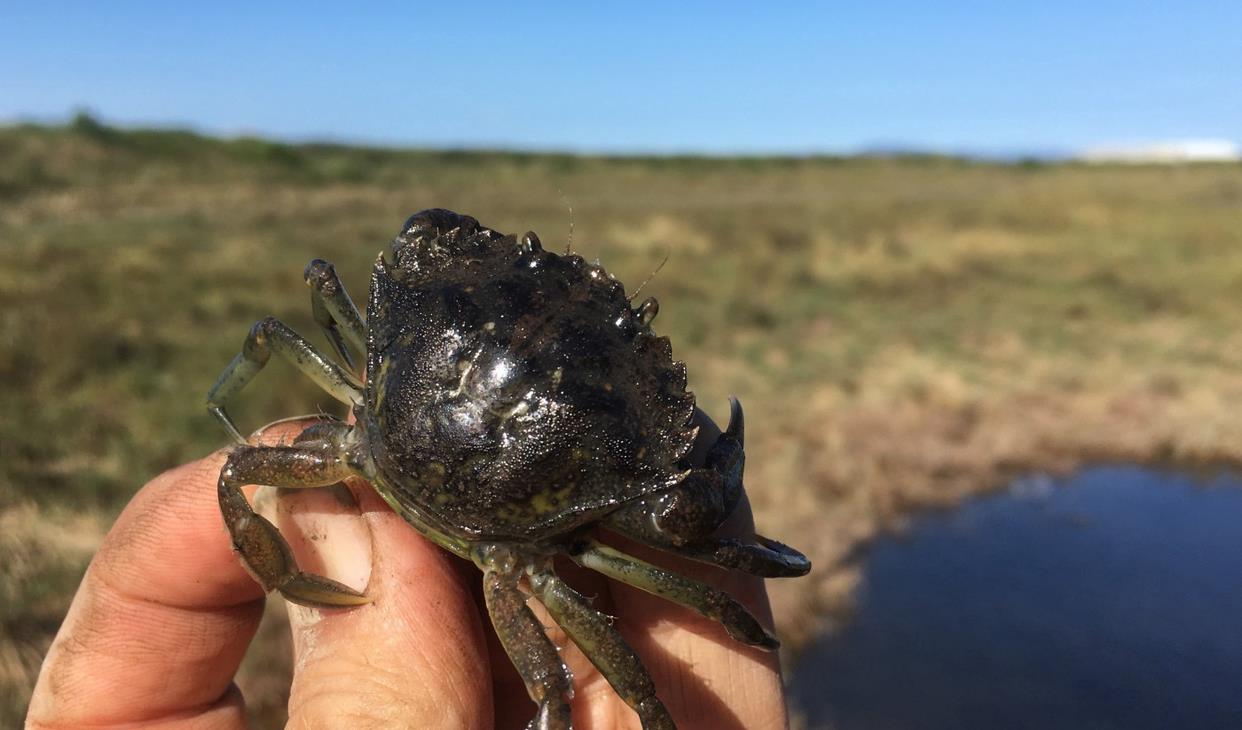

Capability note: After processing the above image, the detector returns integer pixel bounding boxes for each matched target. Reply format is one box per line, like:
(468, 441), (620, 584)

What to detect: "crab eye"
(637, 297), (659, 326)
(519, 231), (542, 254)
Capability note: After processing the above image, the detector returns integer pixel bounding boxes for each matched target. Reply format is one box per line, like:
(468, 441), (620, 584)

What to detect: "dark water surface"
(788, 466), (1242, 730)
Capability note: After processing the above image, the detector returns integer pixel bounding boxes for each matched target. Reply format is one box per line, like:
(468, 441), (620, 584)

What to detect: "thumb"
(268, 477), (493, 728)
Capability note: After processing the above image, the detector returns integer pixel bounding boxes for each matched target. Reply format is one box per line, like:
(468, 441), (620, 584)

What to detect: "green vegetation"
(4, 116), (1242, 723)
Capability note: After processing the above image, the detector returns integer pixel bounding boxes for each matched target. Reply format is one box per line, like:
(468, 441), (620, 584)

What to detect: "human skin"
(27, 413), (790, 729)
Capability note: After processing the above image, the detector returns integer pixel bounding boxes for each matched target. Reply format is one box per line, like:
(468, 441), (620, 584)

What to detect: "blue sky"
(3, 2), (1240, 154)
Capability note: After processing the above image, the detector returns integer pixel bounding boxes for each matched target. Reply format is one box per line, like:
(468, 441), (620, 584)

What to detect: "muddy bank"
(752, 379), (1242, 651)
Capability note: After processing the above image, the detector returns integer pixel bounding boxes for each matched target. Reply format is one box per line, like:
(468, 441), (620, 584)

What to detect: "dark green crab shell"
(359, 209), (698, 541)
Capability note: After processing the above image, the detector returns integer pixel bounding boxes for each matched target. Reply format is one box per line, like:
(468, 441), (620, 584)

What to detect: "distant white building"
(1078, 139), (1241, 163)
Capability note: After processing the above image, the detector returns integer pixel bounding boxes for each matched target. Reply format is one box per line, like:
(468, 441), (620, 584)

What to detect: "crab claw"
(730, 534), (813, 578)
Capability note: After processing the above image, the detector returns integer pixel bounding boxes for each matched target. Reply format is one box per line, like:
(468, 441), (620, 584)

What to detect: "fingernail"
(249, 415), (337, 445)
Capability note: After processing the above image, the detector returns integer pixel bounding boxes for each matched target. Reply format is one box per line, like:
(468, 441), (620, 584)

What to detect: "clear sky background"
(3, 2), (1240, 154)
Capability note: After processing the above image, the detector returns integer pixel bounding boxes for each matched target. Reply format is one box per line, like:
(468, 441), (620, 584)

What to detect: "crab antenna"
(628, 251), (670, 302)
(560, 192), (575, 255)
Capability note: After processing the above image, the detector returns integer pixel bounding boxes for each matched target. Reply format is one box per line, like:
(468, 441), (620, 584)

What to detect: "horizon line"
(7, 111), (1240, 165)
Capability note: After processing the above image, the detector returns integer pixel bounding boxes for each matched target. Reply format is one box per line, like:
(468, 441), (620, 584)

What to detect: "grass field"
(4, 117), (1242, 723)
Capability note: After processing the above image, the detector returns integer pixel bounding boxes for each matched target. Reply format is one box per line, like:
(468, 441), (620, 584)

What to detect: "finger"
(605, 526), (786, 730)
(520, 544), (784, 730)
(603, 407), (787, 729)
(28, 453), (265, 729)
(280, 480), (494, 728)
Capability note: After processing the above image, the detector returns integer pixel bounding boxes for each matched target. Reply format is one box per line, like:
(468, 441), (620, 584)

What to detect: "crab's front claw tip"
(725, 396), (745, 448)
(278, 572), (371, 608)
(754, 535), (812, 577)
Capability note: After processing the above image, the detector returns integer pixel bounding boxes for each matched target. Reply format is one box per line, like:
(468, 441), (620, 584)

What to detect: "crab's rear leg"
(305, 258), (366, 374)
(207, 316), (363, 443)
(218, 425), (370, 607)
(529, 569), (675, 730)
(475, 547), (573, 730)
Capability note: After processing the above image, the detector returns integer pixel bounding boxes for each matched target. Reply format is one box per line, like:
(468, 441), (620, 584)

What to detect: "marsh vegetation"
(4, 117), (1242, 723)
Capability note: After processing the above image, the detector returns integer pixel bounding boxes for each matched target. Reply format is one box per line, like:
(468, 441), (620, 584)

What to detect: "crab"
(206, 209), (811, 729)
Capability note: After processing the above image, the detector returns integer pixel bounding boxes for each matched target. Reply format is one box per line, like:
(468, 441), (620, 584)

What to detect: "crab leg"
(207, 316), (363, 443)
(573, 540), (778, 650)
(478, 554), (573, 730)
(528, 570), (675, 730)
(667, 534), (811, 578)
(218, 432), (371, 607)
(305, 258), (366, 373)
(608, 517), (812, 578)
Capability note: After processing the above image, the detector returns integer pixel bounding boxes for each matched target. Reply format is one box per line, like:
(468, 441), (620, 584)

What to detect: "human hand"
(28, 412), (790, 729)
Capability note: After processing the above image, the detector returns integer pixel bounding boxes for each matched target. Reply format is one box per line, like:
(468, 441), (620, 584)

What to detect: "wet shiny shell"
(361, 210), (697, 540)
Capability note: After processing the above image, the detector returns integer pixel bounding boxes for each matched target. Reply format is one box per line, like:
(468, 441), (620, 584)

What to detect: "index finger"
(28, 452), (264, 729)
(607, 406), (788, 728)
